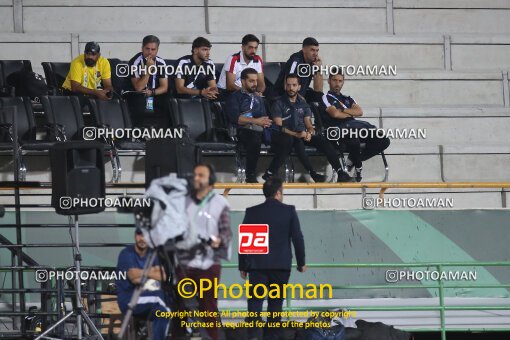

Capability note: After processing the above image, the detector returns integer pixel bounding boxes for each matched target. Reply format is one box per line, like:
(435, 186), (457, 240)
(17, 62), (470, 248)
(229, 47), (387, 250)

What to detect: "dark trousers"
(247, 269), (291, 340)
(126, 94), (171, 129)
(359, 135), (390, 162)
(237, 128), (263, 177)
(132, 290), (170, 340)
(332, 124), (390, 168)
(268, 132), (342, 175)
(174, 264), (221, 340)
(62, 89), (88, 108)
(304, 88), (324, 104)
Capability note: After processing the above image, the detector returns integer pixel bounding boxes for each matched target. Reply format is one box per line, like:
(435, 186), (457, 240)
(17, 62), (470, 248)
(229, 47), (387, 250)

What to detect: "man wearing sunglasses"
(62, 41), (113, 104)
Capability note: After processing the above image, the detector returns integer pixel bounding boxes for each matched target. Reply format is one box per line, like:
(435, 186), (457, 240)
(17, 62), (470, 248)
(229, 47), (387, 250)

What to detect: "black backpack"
(355, 320), (412, 340)
(7, 70), (48, 101)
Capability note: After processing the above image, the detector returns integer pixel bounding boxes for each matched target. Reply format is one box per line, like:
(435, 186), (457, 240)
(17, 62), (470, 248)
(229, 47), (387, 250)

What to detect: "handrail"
(222, 262), (510, 340)
(215, 182), (510, 198)
(1, 182), (510, 200)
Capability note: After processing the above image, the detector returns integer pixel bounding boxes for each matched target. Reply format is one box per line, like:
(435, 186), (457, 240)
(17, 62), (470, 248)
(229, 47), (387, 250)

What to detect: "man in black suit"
(239, 177), (307, 339)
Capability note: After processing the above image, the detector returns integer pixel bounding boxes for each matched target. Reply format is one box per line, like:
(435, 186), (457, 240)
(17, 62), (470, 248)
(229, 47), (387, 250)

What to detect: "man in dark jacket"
(273, 37), (323, 103)
(239, 178), (307, 339)
(263, 74), (354, 183)
(225, 67), (272, 183)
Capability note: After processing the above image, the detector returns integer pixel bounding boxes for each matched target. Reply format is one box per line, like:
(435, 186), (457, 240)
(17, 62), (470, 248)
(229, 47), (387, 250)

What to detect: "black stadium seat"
(263, 62), (282, 86)
(169, 97), (240, 177)
(88, 97), (144, 182)
(41, 96), (84, 141)
(0, 96), (54, 180)
(164, 59), (177, 97)
(0, 60), (33, 97)
(107, 58), (130, 95)
(312, 101), (389, 182)
(214, 63), (223, 83)
(41, 62), (70, 95)
(263, 61), (283, 97)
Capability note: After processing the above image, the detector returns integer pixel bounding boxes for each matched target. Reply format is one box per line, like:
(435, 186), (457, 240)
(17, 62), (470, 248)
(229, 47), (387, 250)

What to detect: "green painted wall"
(1, 209), (509, 303)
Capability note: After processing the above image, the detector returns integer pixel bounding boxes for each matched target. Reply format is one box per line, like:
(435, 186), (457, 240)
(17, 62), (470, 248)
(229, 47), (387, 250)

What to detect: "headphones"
(196, 163), (217, 186)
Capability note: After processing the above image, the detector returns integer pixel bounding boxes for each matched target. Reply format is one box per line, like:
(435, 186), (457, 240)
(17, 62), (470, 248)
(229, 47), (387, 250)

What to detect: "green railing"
(221, 261), (510, 340)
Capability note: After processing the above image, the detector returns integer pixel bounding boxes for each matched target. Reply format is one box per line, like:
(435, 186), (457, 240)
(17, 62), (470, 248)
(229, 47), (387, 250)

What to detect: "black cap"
(84, 41), (100, 54)
(135, 227), (143, 235)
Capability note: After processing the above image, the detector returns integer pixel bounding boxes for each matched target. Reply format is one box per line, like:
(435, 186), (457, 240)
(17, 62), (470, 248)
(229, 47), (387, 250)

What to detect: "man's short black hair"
(285, 74), (300, 82)
(302, 37), (319, 47)
(263, 177), (283, 198)
(241, 67), (258, 80)
(192, 37), (212, 50)
(329, 72), (344, 80)
(242, 34), (260, 46)
(142, 35), (160, 47)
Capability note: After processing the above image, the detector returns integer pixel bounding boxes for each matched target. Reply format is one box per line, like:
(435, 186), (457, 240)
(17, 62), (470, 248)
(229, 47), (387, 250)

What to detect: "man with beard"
(126, 35), (169, 128)
(225, 68), (272, 183)
(174, 37), (218, 99)
(217, 34), (265, 96)
(322, 73), (390, 182)
(62, 42), (113, 106)
(116, 228), (170, 340)
(173, 163), (232, 340)
(274, 37), (323, 103)
(263, 74), (354, 182)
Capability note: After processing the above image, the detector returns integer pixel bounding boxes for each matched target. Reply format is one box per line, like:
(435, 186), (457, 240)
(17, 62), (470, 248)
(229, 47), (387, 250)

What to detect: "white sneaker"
(345, 157), (354, 172)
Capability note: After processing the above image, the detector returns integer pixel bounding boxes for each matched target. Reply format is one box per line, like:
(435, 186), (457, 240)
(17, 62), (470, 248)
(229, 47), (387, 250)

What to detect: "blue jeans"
(131, 291), (170, 340)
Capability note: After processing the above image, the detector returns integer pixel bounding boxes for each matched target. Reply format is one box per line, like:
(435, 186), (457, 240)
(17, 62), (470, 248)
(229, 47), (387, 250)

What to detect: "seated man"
(127, 35), (169, 128)
(217, 34), (265, 96)
(116, 228), (170, 340)
(225, 68), (272, 183)
(62, 42), (113, 106)
(174, 37), (218, 100)
(273, 37), (323, 103)
(322, 73), (390, 182)
(263, 74), (354, 182)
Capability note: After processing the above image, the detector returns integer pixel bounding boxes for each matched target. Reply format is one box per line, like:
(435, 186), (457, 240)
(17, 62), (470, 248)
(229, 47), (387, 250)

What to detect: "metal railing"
(215, 182), (510, 199)
(1, 182), (510, 338)
(221, 262), (510, 340)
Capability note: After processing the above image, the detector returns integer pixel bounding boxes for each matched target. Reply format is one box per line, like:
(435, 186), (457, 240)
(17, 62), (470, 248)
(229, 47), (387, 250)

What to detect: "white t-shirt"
(217, 51), (263, 89)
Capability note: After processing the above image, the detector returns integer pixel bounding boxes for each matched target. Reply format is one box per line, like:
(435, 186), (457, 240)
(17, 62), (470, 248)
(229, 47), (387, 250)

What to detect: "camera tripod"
(36, 215), (103, 340)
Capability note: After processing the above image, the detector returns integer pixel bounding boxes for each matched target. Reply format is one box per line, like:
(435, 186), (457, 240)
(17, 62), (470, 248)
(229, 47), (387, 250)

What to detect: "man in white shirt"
(217, 34), (266, 96)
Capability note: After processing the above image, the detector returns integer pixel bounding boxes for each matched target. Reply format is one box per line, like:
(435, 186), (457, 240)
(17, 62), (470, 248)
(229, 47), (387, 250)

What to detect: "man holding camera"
(62, 42), (113, 106)
(174, 163), (232, 340)
(116, 228), (170, 340)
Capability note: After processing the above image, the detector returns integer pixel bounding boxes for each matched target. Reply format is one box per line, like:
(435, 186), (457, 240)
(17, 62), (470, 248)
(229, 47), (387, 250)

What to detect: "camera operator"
(116, 228), (170, 340)
(174, 163), (232, 340)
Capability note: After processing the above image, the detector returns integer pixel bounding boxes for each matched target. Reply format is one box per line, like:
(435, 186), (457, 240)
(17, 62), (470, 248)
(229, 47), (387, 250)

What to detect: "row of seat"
(0, 94), (388, 184)
(0, 96), (237, 183)
(0, 59), (285, 100)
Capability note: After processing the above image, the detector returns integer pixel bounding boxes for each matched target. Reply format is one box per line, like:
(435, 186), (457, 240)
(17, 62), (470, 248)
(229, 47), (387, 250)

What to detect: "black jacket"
(239, 198), (305, 271)
(274, 50), (313, 96)
(225, 89), (267, 128)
